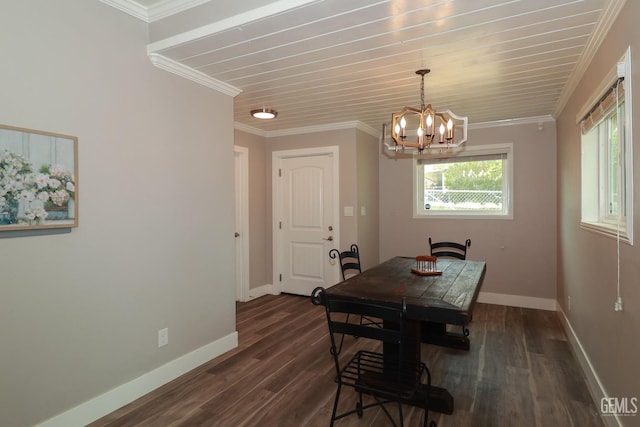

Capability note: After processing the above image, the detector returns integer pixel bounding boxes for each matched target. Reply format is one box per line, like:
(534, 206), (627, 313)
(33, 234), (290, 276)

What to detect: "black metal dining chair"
(428, 237), (472, 339)
(329, 244), (381, 332)
(311, 287), (436, 427)
(428, 237), (471, 260)
(329, 243), (362, 280)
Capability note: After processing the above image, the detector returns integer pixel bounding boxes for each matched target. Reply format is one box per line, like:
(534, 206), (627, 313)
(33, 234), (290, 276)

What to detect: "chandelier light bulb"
(400, 116), (407, 129)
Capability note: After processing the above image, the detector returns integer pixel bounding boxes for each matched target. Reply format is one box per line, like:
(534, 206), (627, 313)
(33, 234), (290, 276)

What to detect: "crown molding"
(469, 115), (555, 130)
(99, 0), (215, 22)
(147, 0), (211, 22)
(99, 0), (149, 22)
(554, 0), (627, 117)
(234, 122), (267, 137)
(233, 120), (379, 139)
(234, 117), (554, 139)
(355, 122), (380, 138)
(265, 121), (364, 138)
(148, 53), (242, 97)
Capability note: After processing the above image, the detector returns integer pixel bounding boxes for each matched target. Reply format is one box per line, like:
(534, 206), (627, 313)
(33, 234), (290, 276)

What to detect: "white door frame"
(234, 146), (250, 302)
(272, 146), (341, 293)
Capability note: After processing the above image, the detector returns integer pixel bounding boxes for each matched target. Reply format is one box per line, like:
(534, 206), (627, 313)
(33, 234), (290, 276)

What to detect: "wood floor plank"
(90, 296), (605, 427)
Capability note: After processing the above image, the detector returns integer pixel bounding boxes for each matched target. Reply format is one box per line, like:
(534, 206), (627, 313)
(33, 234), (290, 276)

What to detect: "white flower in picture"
(50, 190), (69, 206)
(19, 189), (35, 202)
(36, 173), (49, 189)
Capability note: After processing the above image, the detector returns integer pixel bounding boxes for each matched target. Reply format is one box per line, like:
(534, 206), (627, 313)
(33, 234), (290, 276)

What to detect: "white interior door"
(274, 147), (340, 296)
(234, 146), (249, 302)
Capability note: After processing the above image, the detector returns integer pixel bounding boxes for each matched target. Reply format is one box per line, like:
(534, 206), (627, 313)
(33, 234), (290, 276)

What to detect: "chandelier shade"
(384, 69), (467, 154)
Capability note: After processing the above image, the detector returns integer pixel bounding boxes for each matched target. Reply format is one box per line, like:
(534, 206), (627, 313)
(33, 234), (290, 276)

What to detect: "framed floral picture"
(0, 124), (78, 231)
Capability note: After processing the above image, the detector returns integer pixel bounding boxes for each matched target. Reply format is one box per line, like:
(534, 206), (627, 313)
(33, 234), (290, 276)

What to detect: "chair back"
(429, 237), (471, 260)
(329, 244), (361, 280)
(311, 287), (405, 369)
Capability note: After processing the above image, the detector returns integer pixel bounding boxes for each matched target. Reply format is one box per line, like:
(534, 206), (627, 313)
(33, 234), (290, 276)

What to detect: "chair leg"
(423, 368), (435, 427)
(398, 401), (404, 427)
(330, 384), (342, 427)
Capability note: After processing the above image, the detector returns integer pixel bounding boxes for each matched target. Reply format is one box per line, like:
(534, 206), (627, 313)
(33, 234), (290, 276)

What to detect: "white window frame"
(578, 47), (634, 245)
(413, 143), (514, 219)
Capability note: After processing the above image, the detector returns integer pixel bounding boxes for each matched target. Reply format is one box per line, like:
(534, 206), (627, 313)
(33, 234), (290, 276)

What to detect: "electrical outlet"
(158, 328), (169, 347)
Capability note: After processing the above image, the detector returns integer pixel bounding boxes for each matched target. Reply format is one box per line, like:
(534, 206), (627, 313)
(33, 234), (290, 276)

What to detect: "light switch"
(344, 206), (354, 217)
(360, 206), (366, 216)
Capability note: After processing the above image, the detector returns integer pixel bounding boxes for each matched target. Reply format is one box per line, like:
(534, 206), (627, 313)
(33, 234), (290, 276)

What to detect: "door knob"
(323, 236), (334, 241)
(234, 232), (240, 237)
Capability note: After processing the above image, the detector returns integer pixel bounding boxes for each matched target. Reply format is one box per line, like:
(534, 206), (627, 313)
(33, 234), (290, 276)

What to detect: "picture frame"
(0, 124), (78, 231)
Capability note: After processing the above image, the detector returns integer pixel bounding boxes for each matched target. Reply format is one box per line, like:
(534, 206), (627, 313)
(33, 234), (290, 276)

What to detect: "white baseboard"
(558, 310), (621, 427)
(36, 332), (239, 427)
(480, 293), (620, 425)
(477, 291), (558, 311)
(247, 283), (278, 300)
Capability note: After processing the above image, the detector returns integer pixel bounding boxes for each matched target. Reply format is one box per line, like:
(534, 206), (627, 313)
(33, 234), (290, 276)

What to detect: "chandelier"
(383, 69), (467, 154)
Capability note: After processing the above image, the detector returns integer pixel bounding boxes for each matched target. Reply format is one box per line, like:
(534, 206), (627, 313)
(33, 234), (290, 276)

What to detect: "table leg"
(421, 321), (470, 350)
(383, 320), (454, 415)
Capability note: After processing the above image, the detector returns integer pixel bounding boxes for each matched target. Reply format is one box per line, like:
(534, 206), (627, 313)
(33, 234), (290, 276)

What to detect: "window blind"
(418, 152), (506, 166)
(580, 77), (624, 135)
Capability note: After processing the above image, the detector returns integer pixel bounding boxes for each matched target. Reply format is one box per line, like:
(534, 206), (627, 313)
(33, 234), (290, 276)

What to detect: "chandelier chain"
(420, 74), (425, 110)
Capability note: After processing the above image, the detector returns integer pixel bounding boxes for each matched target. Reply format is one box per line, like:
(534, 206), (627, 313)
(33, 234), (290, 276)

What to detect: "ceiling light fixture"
(383, 69), (467, 154)
(250, 107), (278, 120)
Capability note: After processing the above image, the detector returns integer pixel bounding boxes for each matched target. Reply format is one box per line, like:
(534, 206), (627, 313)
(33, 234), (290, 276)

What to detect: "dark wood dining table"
(325, 256), (486, 414)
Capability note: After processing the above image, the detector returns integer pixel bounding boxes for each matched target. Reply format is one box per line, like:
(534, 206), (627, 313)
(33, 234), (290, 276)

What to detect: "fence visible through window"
(424, 189), (502, 211)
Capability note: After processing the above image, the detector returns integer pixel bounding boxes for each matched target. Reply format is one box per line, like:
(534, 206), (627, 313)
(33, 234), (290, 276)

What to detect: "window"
(580, 47), (633, 244)
(413, 143), (513, 218)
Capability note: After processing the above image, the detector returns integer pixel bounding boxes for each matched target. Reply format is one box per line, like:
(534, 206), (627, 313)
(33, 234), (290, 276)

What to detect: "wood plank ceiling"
(102, 0), (622, 135)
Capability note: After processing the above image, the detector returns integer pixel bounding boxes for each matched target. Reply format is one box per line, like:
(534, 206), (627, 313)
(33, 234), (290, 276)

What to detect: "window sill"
(580, 221), (632, 244)
(414, 211), (513, 220)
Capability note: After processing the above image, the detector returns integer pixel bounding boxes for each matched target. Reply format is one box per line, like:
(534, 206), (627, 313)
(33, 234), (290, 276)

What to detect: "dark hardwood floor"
(90, 294), (604, 427)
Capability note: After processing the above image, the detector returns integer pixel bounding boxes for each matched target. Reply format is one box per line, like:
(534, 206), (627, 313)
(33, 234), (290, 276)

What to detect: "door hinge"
(279, 221), (282, 229)
(279, 274), (282, 282)
(279, 168), (282, 177)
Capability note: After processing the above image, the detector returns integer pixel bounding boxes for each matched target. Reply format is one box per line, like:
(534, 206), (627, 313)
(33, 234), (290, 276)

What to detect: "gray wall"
(356, 128), (381, 270)
(0, 2), (236, 426)
(556, 0), (640, 417)
(234, 130), (268, 290)
(379, 122), (558, 300)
